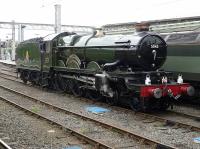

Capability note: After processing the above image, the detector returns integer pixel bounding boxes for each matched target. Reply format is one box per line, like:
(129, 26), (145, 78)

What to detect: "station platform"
(0, 60), (16, 66)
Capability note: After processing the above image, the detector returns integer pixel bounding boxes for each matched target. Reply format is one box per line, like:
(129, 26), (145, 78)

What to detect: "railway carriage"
(16, 29), (194, 112)
(161, 31), (200, 97)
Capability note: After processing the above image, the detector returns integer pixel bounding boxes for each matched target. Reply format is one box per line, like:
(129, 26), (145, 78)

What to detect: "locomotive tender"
(16, 29), (194, 111)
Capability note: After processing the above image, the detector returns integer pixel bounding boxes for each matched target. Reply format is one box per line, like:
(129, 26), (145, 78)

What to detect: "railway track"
(0, 139), (12, 149)
(0, 100), (94, 149)
(1, 71), (200, 132)
(1, 68), (17, 73)
(0, 112), (18, 149)
(0, 70), (18, 79)
(0, 83), (174, 149)
(166, 110), (200, 122)
(134, 110), (200, 132)
(0, 62), (16, 68)
(0, 70), (200, 148)
(172, 103), (200, 117)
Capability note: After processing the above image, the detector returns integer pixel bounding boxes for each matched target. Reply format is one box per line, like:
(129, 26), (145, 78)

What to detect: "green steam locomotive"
(16, 30), (194, 112)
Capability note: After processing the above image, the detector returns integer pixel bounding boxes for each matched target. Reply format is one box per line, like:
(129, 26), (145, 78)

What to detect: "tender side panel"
(16, 41), (41, 71)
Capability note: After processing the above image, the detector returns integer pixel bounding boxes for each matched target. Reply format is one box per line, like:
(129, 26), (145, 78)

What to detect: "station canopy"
(102, 16), (200, 34)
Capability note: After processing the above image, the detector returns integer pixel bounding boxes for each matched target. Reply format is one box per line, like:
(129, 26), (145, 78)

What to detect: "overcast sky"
(0, 0), (199, 40)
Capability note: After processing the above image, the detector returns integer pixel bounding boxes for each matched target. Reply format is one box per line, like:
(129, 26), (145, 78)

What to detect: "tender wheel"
(53, 77), (61, 90)
(47, 75), (59, 90)
(20, 71), (28, 84)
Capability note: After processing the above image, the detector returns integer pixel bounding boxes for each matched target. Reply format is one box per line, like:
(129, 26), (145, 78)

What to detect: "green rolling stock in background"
(162, 32), (200, 83)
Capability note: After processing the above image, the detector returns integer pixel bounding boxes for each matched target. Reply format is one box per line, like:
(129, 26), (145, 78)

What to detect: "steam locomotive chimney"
(135, 23), (150, 32)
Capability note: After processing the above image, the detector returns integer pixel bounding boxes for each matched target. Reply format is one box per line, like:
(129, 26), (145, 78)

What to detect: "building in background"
(0, 40), (18, 60)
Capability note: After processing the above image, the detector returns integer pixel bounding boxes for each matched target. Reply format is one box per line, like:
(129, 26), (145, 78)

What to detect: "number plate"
(151, 45), (159, 48)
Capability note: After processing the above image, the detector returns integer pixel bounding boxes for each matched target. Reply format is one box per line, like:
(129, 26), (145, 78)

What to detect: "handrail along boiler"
(16, 26), (194, 111)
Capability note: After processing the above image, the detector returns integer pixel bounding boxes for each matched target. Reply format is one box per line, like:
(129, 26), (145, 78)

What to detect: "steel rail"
(0, 84), (175, 149)
(1, 68), (17, 73)
(134, 112), (200, 132)
(0, 71), (17, 78)
(0, 96), (113, 149)
(0, 73), (200, 132)
(0, 62), (16, 68)
(0, 139), (12, 149)
(167, 110), (200, 122)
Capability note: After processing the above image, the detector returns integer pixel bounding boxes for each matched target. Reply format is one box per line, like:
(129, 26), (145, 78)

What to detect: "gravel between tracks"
(172, 104), (200, 118)
(0, 77), (200, 148)
(0, 85), (151, 149)
(0, 100), (92, 149)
